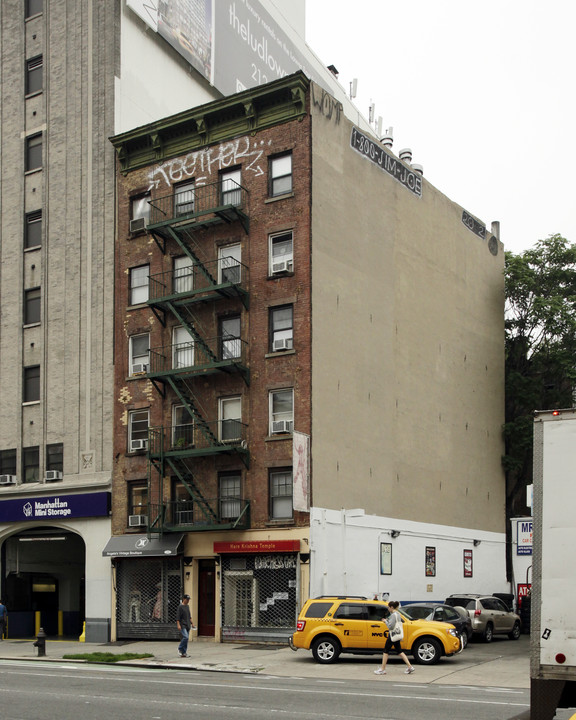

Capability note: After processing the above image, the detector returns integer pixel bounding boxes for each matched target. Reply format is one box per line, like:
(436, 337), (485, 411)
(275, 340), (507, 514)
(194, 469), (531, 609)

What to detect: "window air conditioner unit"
(271, 420), (293, 434)
(0, 474), (17, 485)
(271, 259), (293, 275)
(273, 337), (293, 352)
(44, 471), (63, 482)
(129, 217), (147, 233)
(131, 363), (148, 375)
(128, 514), (148, 527)
(130, 439), (148, 451)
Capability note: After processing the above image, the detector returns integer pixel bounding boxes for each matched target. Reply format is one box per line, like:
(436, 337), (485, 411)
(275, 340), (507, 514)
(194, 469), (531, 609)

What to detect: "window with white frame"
(172, 404), (194, 449)
(129, 483), (148, 516)
(218, 243), (241, 284)
(130, 194), (150, 233)
(269, 469), (293, 519)
(269, 231), (293, 275)
(219, 396), (241, 442)
(221, 168), (242, 206)
(172, 326), (194, 369)
(129, 333), (149, 375)
(173, 255), (194, 294)
(220, 315), (241, 360)
(131, 195), (150, 222)
(269, 305), (293, 352)
(128, 409), (149, 452)
(172, 479), (193, 525)
(219, 472), (241, 520)
(129, 265), (149, 305)
(269, 153), (292, 197)
(269, 388), (294, 434)
(174, 180), (195, 216)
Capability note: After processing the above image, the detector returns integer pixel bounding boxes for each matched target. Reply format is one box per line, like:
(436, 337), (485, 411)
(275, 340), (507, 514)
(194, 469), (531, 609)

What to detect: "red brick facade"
(112, 106), (313, 535)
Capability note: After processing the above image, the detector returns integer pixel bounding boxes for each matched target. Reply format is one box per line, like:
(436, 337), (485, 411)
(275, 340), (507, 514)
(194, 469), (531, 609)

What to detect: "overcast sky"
(305, 0), (575, 255)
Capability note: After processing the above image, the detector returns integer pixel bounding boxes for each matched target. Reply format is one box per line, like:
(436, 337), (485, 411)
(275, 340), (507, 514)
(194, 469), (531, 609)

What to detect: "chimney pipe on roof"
(412, 164), (423, 175)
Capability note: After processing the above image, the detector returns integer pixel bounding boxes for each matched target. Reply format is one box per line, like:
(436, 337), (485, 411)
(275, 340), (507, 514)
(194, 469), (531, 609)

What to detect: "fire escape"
(144, 180), (250, 534)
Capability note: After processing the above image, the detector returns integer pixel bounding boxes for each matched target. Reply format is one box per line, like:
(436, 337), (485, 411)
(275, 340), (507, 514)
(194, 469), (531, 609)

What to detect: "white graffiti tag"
(147, 137), (272, 191)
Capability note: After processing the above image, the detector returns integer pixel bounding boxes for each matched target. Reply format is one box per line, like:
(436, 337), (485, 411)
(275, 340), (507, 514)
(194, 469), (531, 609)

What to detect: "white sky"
(305, 0), (575, 255)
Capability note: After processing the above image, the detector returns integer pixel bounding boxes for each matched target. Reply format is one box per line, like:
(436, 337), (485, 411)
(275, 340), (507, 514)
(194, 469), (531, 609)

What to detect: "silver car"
(445, 594), (521, 642)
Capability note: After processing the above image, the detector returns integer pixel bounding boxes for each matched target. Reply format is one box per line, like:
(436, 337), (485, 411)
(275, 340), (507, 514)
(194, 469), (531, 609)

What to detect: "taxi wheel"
(311, 636), (341, 664)
(412, 637), (441, 665)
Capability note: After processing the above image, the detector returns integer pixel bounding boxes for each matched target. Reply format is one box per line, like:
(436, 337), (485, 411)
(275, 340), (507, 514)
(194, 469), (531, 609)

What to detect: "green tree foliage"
(504, 234), (576, 516)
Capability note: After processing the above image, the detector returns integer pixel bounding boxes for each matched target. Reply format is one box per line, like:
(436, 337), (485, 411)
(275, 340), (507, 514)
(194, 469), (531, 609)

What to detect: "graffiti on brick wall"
(311, 83), (342, 124)
(147, 137), (272, 190)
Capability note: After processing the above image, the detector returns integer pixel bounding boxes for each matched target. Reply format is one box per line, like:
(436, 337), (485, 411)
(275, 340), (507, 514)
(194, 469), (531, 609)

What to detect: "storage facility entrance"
(1, 528), (85, 638)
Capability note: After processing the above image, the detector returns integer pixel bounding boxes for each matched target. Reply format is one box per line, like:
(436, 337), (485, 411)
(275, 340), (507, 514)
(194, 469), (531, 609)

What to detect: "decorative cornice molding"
(111, 72), (310, 174)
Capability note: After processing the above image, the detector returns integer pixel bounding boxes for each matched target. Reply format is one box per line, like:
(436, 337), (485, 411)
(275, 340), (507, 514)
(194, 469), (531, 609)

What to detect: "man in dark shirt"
(176, 594), (194, 657)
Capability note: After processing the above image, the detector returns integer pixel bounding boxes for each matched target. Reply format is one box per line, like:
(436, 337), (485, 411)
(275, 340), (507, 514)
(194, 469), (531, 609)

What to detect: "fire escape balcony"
(147, 180), (249, 238)
(147, 258), (249, 310)
(148, 336), (249, 384)
(148, 422), (248, 461)
(148, 498), (251, 532)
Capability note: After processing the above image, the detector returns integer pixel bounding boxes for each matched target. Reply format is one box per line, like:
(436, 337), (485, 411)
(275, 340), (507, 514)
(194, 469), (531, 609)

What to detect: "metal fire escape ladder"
(163, 457), (218, 523)
(164, 376), (220, 447)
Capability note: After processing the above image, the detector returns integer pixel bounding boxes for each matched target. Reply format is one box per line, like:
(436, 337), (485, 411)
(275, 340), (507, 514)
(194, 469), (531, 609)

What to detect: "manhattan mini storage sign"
(0, 492), (110, 523)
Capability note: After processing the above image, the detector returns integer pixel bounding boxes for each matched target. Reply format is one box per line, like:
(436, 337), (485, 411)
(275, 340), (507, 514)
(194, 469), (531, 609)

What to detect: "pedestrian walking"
(176, 594), (195, 657)
(374, 600), (415, 675)
(0, 600), (7, 640)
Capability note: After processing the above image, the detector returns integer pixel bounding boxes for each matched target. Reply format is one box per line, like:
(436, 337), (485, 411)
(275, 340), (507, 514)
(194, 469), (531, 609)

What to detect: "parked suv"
(445, 594), (521, 642)
(290, 596), (461, 664)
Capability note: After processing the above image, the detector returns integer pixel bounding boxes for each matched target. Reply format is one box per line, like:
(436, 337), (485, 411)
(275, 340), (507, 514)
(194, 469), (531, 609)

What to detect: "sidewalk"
(0, 634), (531, 688)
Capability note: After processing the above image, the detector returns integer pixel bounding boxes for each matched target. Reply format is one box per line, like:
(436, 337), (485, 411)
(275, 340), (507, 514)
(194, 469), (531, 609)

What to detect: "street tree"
(504, 233), (576, 518)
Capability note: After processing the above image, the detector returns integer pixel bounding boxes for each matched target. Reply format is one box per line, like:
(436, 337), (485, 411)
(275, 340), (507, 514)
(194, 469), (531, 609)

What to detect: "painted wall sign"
(461, 210), (486, 239)
(0, 492), (110, 523)
(214, 540), (300, 554)
(350, 127), (422, 197)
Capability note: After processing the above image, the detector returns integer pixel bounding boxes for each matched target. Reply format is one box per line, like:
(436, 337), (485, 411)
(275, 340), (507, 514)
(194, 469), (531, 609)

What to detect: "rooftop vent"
(399, 148), (412, 163)
(381, 127), (393, 148)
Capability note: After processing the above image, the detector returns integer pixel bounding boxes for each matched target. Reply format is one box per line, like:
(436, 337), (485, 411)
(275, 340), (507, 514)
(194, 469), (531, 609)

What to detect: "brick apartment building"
(109, 72), (506, 643)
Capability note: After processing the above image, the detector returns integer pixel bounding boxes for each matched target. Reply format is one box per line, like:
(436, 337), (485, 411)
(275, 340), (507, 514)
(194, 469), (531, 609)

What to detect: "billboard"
(127, 0), (323, 96)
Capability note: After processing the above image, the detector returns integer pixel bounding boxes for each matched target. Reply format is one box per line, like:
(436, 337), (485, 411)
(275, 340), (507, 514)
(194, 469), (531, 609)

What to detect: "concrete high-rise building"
(0, 0), (378, 641)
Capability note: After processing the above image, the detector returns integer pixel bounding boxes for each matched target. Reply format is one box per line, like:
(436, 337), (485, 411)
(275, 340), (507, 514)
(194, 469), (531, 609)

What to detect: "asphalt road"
(0, 659), (554, 720)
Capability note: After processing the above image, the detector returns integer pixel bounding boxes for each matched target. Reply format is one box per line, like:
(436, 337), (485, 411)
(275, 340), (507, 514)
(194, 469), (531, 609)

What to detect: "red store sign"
(214, 540), (301, 554)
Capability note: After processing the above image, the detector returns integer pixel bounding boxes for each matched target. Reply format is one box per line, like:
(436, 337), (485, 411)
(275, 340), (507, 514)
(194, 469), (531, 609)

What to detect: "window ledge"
(24, 168), (43, 176)
(265, 519), (295, 527)
(267, 271), (294, 280)
(127, 302), (149, 310)
(265, 192), (294, 204)
(25, 90), (43, 100)
(22, 400), (40, 407)
(265, 349), (295, 359)
(23, 322), (41, 329)
(24, 245), (41, 253)
(265, 433), (293, 442)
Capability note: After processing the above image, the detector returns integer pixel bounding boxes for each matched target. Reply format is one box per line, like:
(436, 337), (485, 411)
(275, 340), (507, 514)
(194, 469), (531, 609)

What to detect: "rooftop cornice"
(111, 71), (310, 174)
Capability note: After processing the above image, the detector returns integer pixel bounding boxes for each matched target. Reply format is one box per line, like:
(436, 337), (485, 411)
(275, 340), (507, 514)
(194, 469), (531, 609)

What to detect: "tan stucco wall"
(309, 84), (505, 533)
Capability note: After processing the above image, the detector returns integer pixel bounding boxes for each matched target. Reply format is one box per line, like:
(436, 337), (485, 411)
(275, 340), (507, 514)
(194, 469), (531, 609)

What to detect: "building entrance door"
(197, 560), (215, 637)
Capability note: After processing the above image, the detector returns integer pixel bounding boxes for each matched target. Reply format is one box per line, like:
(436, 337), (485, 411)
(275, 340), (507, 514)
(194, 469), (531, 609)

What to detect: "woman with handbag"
(374, 601), (415, 675)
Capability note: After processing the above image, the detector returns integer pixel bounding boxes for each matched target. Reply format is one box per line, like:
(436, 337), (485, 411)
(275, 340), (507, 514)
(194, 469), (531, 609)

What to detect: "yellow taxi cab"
(289, 596), (462, 664)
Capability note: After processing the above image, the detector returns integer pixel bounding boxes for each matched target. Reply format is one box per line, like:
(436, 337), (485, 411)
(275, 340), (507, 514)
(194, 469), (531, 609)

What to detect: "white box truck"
(531, 409), (576, 718)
